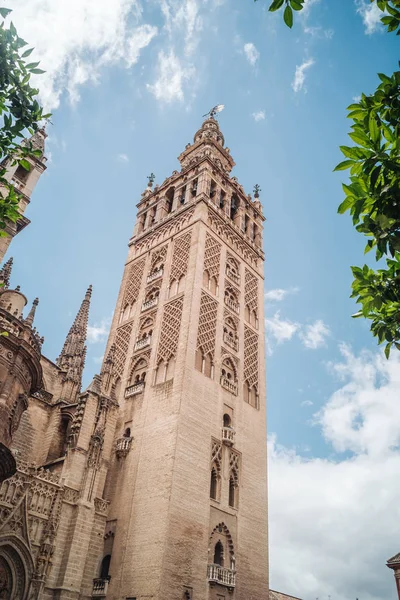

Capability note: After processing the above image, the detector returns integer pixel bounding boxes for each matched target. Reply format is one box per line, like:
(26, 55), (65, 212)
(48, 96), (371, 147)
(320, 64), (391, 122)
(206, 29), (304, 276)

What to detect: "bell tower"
(99, 115), (268, 600)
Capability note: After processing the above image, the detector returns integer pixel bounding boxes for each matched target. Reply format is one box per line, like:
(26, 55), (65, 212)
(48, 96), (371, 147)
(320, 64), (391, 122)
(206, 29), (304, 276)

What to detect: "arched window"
(100, 554), (111, 579)
(229, 477), (236, 508)
(223, 414), (231, 428)
(124, 428), (131, 438)
(230, 195), (239, 220)
(130, 359), (147, 387)
(213, 541), (224, 566)
(210, 468), (218, 500)
(166, 187), (174, 213)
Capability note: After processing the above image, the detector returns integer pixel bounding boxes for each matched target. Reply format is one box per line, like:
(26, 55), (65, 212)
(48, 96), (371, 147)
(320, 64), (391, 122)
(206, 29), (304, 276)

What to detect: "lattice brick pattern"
(123, 258), (145, 306)
(151, 244), (168, 270)
(169, 231), (192, 284)
(244, 326), (259, 389)
(196, 292), (218, 358)
(229, 449), (240, 483)
(204, 234), (221, 279)
(114, 322), (134, 377)
(245, 269), (258, 313)
(156, 297), (184, 362)
(223, 309), (239, 330)
(211, 440), (222, 474)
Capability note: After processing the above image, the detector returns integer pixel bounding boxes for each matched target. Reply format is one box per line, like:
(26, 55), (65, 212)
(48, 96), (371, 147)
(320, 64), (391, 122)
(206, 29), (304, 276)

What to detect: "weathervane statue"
(202, 104), (225, 119)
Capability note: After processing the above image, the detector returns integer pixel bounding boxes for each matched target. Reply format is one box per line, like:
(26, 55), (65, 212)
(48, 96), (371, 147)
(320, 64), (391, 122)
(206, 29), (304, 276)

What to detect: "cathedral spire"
(0, 257), (13, 289)
(57, 285), (92, 400)
(25, 297), (39, 327)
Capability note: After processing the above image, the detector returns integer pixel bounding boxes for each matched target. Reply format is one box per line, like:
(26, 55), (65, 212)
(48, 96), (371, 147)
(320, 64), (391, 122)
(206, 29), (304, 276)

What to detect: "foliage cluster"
(267, 0), (400, 356)
(0, 7), (49, 237)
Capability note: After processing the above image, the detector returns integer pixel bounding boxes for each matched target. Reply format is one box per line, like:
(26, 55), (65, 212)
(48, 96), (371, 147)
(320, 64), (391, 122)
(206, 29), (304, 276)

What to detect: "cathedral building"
(0, 116), (297, 600)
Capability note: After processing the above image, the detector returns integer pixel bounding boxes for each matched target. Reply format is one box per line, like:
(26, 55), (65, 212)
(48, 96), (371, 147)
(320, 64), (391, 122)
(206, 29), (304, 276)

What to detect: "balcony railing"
(116, 436), (133, 458)
(92, 578), (110, 597)
(207, 564), (236, 588)
(147, 267), (163, 283)
(141, 297), (158, 312)
(125, 382), (145, 398)
(220, 377), (238, 395)
(134, 336), (151, 351)
(223, 332), (238, 352)
(226, 268), (240, 286)
(224, 297), (240, 314)
(221, 427), (235, 446)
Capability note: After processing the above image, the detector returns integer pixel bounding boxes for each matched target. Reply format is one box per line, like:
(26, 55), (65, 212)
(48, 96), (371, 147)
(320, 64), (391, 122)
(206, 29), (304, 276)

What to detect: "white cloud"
(244, 42), (260, 66)
(7, 1), (158, 110)
(300, 319), (330, 349)
(87, 316), (111, 344)
(301, 399), (313, 407)
(292, 58), (315, 93)
(265, 312), (300, 345)
(303, 25), (334, 39)
(264, 287), (299, 302)
(269, 346), (400, 600)
(252, 111), (265, 122)
(117, 153), (129, 163)
(353, 94), (361, 103)
(356, 0), (384, 34)
(147, 49), (195, 103)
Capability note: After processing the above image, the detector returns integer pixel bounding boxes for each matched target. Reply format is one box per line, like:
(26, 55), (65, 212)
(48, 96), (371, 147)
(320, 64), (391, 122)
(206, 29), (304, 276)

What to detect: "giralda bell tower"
(101, 113), (268, 600)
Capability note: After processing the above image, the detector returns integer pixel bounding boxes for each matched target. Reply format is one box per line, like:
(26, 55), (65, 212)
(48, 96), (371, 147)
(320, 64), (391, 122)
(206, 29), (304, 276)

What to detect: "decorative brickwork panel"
(229, 449), (240, 484)
(123, 258), (145, 306)
(150, 244), (168, 270)
(204, 234), (221, 279)
(170, 231), (192, 285)
(211, 439), (222, 474)
(114, 322), (134, 377)
(245, 269), (258, 314)
(135, 207), (195, 254)
(244, 326), (259, 389)
(196, 292), (218, 359)
(156, 297), (184, 362)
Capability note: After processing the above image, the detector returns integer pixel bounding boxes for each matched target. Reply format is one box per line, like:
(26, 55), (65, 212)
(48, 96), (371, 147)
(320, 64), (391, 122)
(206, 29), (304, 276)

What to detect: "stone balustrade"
(220, 377), (238, 395)
(221, 426), (235, 446)
(116, 436), (133, 458)
(224, 297), (239, 314)
(134, 336), (151, 351)
(141, 297), (158, 312)
(147, 267), (163, 283)
(223, 332), (238, 351)
(92, 578), (110, 597)
(207, 564), (236, 588)
(226, 268), (240, 285)
(125, 381), (145, 398)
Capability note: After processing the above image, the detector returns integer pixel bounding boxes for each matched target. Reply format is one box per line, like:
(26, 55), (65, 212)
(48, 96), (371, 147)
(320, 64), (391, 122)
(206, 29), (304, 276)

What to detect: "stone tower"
(98, 115), (268, 600)
(0, 128), (47, 261)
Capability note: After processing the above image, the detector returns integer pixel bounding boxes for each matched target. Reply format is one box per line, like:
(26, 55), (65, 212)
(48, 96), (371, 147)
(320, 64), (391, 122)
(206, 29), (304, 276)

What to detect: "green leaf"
(283, 5), (293, 27)
(385, 342), (391, 359)
(369, 112), (380, 143)
(338, 197), (353, 214)
(19, 158), (31, 172)
(21, 47), (34, 58)
(334, 159), (355, 171)
(30, 68), (45, 74)
(269, 0), (285, 11)
(0, 8), (12, 19)
(290, 0), (303, 10)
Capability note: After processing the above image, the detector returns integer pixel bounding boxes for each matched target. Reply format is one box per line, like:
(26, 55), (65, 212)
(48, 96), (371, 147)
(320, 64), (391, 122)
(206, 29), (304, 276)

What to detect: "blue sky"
(7, 0), (400, 598)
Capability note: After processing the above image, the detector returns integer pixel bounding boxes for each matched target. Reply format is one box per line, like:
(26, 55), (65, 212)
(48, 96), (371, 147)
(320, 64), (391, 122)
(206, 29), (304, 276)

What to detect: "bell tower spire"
(57, 285), (92, 402)
(0, 256), (13, 289)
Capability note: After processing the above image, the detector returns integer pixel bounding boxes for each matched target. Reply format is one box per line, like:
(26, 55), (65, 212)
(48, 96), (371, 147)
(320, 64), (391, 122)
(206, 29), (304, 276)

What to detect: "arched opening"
(223, 414), (231, 428)
(131, 359), (147, 385)
(60, 414), (72, 456)
(213, 541), (224, 566)
(124, 428), (131, 438)
(100, 554), (111, 580)
(210, 468), (218, 500)
(166, 187), (175, 213)
(230, 195), (239, 220)
(229, 477), (236, 508)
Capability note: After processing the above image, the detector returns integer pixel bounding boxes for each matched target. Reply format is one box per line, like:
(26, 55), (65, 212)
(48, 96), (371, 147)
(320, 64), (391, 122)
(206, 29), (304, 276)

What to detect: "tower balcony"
(125, 381), (145, 398)
(224, 297), (240, 314)
(115, 436), (133, 458)
(221, 426), (235, 446)
(92, 578), (110, 598)
(220, 377), (238, 395)
(223, 332), (238, 352)
(147, 267), (163, 283)
(207, 564), (236, 589)
(226, 267), (240, 286)
(134, 336), (151, 351)
(141, 297), (158, 312)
